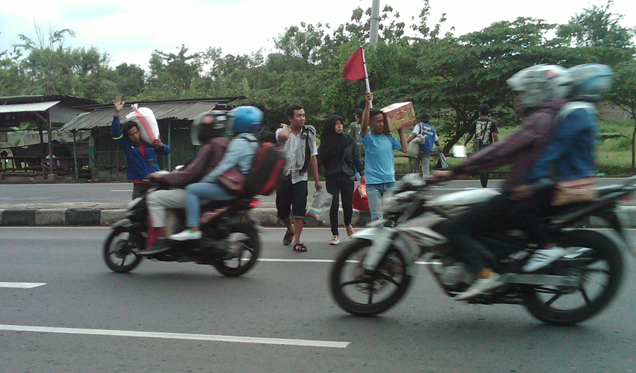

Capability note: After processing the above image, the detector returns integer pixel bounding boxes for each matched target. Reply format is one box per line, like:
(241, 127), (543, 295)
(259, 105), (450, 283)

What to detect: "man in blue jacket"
(112, 96), (171, 199)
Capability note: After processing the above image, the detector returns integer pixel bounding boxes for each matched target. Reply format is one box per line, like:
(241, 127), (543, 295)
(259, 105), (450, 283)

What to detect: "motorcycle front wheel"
(212, 223), (260, 277)
(330, 239), (412, 316)
(522, 230), (624, 326)
(103, 228), (143, 273)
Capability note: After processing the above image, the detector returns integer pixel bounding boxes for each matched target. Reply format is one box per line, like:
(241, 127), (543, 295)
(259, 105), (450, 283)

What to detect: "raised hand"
(114, 95), (125, 115)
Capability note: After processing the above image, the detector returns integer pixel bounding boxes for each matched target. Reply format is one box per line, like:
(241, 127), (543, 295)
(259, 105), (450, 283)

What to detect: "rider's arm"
(200, 138), (250, 184)
(161, 143), (215, 187)
(454, 111), (550, 176)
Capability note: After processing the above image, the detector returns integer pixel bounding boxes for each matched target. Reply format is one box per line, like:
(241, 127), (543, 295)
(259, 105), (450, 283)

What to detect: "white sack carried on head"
(125, 104), (160, 144)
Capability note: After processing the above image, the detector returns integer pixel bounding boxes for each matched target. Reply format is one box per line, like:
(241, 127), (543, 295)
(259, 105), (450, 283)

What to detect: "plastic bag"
(352, 182), (369, 211)
(126, 104), (160, 144)
(439, 149), (449, 169)
(307, 189), (332, 220)
(406, 134), (427, 158)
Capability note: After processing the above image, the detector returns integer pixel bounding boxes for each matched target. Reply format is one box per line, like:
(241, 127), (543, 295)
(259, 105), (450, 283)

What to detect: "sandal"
(293, 243), (307, 252)
(283, 230), (294, 246)
(346, 225), (355, 238)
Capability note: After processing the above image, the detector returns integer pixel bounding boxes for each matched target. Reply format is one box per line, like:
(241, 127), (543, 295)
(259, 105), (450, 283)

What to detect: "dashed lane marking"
(257, 258), (436, 265)
(0, 282), (46, 289)
(0, 324), (350, 348)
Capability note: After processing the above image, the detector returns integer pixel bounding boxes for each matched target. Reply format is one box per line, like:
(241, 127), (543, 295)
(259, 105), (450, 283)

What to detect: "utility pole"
(369, 0), (380, 48)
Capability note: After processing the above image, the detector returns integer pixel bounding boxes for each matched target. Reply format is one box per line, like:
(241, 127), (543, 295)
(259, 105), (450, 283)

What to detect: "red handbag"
(217, 169), (246, 195)
(352, 182), (369, 211)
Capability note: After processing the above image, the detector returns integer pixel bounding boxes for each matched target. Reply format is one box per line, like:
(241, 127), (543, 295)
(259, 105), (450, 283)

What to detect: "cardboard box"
(382, 102), (416, 131)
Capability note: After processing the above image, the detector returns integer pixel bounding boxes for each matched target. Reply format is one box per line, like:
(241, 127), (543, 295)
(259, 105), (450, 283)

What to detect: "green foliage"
(607, 60), (636, 168)
(556, 0), (635, 66)
(0, 2), (634, 175)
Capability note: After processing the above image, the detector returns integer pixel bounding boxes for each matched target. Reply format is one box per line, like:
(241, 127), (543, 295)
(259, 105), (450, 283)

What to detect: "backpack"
(244, 142), (287, 196)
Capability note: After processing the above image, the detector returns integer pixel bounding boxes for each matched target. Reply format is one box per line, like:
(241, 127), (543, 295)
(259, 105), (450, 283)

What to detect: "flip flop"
(293, 243), (307, 252)
(283, 230), (294, 246)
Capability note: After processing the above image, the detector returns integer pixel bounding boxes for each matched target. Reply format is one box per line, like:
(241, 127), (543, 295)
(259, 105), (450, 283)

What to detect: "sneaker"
(454, 273), (503, 300)
(522, 247), (567, 272)
(139, 238), (172, 255)
(169, 229), (202, 241)
(329, 235), (340, 245)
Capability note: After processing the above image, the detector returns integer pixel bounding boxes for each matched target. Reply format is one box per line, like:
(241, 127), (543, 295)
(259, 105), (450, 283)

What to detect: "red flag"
(342, 47), (367, 81)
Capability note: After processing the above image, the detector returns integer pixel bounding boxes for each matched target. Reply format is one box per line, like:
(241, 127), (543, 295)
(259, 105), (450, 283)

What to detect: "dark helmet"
(191, 111), (228, 145)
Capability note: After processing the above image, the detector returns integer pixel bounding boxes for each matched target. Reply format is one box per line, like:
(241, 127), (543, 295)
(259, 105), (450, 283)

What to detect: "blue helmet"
(568, 64), (613, 102)
(228, 106), (263, 134)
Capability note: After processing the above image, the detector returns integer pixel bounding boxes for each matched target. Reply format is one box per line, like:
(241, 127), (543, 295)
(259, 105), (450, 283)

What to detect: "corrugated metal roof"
(60, 101), (223, 131)
(0, 95), (97, 107)
(0, 101), (61, 114)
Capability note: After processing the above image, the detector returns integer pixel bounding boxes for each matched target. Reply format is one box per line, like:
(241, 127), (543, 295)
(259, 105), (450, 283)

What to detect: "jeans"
(326, 176), (355, 235)
(184, 182), (235, 227)
(366, 182), (395, 222)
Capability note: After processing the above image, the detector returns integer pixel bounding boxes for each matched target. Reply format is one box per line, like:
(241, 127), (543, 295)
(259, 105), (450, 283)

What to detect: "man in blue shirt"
(360, 91), (407, 222)
(112, 96), (171, 199)
(407, 112), (441, 178)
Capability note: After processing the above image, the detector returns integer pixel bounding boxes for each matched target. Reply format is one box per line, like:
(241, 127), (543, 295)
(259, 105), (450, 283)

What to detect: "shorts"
(276, 178), (308, 220)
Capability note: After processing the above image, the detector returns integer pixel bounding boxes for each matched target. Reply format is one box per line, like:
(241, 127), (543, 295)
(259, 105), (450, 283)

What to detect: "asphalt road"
(2, 227), (636, 372)
(0, 178), (631, 206)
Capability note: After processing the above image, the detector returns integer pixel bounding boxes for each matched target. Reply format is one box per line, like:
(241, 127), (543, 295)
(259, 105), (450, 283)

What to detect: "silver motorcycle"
(330, 175), (636, 325)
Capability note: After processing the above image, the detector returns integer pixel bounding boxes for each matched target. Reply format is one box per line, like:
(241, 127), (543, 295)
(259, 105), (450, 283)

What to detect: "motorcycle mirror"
(452, 145), (467, 158)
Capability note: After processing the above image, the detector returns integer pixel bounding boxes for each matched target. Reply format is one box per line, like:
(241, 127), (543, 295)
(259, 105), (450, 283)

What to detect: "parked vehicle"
(330, 174), (636, 325)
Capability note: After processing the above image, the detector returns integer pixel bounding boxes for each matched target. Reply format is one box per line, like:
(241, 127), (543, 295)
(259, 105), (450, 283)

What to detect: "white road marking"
(0, 324), (350, 348)
(257, 258), (435, 265)
(0, 282), (46, 289)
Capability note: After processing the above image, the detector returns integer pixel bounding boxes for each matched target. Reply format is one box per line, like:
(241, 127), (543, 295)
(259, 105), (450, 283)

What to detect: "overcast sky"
(1, 0), (634, 69)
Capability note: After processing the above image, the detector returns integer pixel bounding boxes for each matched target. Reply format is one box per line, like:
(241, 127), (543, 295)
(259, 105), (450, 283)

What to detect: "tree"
(557, 0), (635, 66)
(411, 17), (568, 152)
(144, 45), (203, 99)
(13, 25), (117, 101)
(607, 60), (636, 168)
(115, 63), (145, 98)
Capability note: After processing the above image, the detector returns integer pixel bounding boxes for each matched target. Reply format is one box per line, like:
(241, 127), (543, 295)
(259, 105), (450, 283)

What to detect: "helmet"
(507, 65), (572, 109)
(191, 111), (227, 145)
(228, 106), (263, 134)
(568, 64), (613, 102)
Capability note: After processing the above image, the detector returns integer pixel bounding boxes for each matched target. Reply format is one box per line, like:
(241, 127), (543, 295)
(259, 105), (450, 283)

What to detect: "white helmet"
(507, 65), (572, 109)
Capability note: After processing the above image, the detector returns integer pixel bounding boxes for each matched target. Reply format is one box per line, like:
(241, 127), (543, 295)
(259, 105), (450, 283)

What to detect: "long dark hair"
(319, 115), (352, 167)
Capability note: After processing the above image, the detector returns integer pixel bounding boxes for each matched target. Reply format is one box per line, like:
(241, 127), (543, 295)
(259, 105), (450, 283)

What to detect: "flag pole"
(361, 48), (372, 108)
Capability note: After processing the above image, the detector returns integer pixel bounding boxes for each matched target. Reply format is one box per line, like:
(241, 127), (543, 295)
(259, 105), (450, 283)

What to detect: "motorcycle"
(103, 188), (261, 277)
(330, 174), (636, 325)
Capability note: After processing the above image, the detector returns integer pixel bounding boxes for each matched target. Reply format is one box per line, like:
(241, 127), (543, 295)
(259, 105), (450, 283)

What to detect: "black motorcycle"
(103, 190), (261, 277)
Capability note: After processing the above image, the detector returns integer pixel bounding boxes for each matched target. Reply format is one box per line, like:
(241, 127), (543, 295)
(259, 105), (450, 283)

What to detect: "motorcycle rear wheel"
(212, 223), (260, 277)
(330, 239), (412, 316)
(522, 230), (623, 326)
(103, 228), (143, 273)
